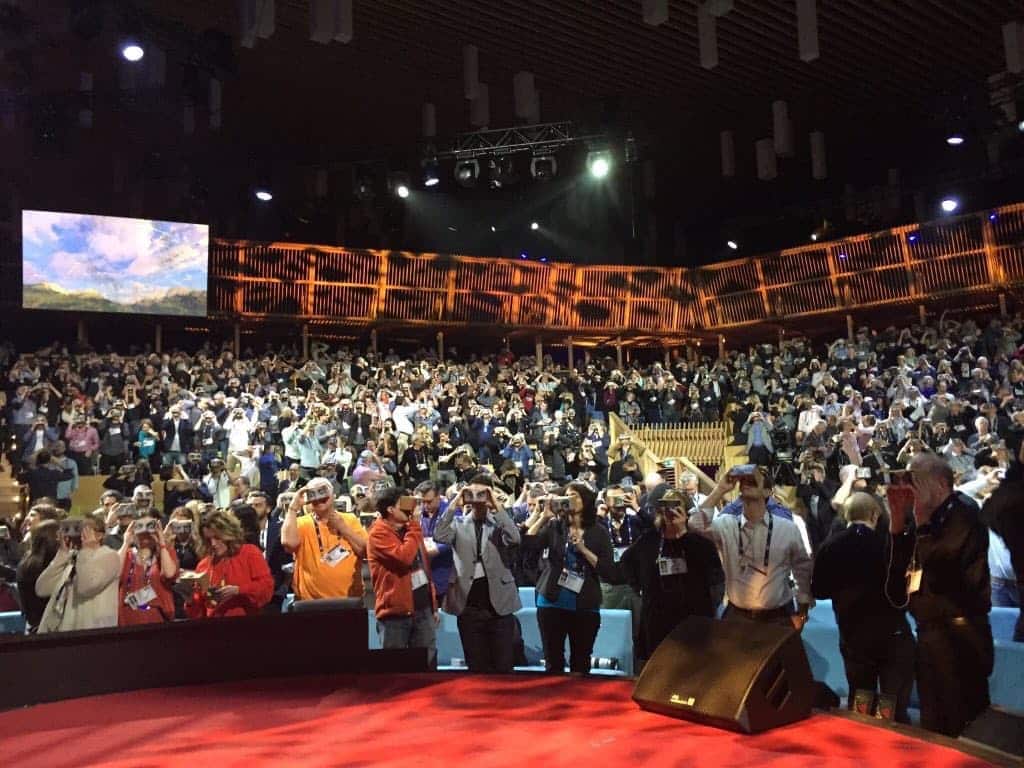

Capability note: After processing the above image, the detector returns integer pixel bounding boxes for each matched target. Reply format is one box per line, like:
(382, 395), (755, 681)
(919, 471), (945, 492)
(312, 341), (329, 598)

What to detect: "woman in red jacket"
(197, 510), (273, 618)
(118, 517), (179, 625)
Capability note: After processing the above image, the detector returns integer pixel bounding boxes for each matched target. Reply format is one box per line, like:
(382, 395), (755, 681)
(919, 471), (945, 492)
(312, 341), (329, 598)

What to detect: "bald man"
(812, 492), (914, 723)
(886, 453), (992, 737)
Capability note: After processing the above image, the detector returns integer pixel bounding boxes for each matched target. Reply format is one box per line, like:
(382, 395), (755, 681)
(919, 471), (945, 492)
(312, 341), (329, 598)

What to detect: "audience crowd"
(0, 308), (1023, 738)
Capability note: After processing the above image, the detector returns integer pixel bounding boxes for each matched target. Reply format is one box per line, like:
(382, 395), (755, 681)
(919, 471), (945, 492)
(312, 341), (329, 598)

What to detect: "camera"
(549, 496), (573, 513)
(136, 519), (160, 535)
(856, 467), (872, 479)
(171, 521), (193, 535)
(304, 483), (333, 503)
(59, 519), (83, 544)
(0, 524), (10, 540)
(334, 497), (352, 513)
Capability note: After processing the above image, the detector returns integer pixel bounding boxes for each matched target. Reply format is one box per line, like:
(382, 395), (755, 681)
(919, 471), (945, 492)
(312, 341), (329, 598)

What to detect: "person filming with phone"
(688, 465), (813, 629)
(885, 454), (992, 737)
(434, 476), (522, 673)
(117, 516), (178, 626)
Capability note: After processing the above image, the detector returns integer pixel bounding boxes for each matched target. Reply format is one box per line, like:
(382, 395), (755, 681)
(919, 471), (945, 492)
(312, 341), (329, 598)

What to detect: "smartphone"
(856, 467), (872, 479)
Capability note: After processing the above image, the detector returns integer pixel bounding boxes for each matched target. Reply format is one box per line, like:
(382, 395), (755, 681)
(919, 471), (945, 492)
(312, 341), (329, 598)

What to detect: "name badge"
(613, 546), (627, 563)
(125, 584), (158, 609)
(417, 463), (428, 471)
(322, 545), (350, 567)
(541, 548), (549, 560)
(907, 568), (923, 595)
(557, 569), (584, 593)
(411, 569), (428, 590)
(658, 557), (687, 576)
(203, 438), (214, 445)
(473, 561), (485, 579)
(423, 537), (439, 557)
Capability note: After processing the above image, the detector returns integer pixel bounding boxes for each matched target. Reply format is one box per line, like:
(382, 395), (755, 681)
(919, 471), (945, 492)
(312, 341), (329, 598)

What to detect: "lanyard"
(311, 515), (338, 556)
(737, 512), (773, 569)
(609, 516), (632, 547)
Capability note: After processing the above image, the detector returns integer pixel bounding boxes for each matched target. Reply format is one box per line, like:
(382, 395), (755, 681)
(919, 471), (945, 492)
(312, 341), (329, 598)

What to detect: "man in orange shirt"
(367, 486), (437, 660)
(281, 477), (367, 601)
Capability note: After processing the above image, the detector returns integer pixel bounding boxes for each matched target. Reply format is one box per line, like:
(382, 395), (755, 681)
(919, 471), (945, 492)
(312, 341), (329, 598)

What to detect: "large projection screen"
(21, 210), (209, 317)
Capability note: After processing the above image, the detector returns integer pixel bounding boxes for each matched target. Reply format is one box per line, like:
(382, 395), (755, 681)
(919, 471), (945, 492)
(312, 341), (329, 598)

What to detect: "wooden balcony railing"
(208, 202), (1024, 336)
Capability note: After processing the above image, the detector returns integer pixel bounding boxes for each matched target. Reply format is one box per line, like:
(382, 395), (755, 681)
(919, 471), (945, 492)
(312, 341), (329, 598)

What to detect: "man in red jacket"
(367, 486), (438, 664)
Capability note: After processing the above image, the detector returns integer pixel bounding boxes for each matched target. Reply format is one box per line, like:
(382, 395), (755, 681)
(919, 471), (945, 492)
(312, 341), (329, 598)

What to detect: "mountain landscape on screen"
(21, 210), (209, 317)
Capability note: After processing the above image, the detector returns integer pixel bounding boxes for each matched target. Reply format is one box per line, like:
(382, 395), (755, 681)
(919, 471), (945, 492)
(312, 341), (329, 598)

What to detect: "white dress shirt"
(689, 504), (813, 611)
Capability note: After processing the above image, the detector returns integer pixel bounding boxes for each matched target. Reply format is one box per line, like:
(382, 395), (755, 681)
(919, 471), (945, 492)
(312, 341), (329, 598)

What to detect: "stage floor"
(0, 673), (994, 767)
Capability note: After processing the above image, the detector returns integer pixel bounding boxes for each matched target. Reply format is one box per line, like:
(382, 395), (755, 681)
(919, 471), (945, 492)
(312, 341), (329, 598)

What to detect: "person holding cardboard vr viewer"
(688, 464), (813, 628)
(367, 487), (439, 661)
(611, 488), (723, 664)
(281, 477), (367, 602)
(434, 475), (522, 673)
(524, 481), (615, 674)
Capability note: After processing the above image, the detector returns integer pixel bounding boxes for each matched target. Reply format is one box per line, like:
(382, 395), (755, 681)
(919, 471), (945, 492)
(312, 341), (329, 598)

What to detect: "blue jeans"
(378, 607), (437, 666)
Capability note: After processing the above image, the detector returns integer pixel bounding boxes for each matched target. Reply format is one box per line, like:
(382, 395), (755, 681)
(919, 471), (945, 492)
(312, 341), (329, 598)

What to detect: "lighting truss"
(434, 121), (605, 160)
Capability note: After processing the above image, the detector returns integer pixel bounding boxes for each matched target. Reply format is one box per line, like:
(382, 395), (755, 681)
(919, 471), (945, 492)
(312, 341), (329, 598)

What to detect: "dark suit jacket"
(161, 418), (195, 453)
(262, 513), (292, 603)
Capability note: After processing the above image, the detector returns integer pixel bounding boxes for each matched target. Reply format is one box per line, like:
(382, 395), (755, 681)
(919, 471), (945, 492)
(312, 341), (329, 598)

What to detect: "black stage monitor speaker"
(632, 616), (815, 734)
(959, 706), (1024, 762)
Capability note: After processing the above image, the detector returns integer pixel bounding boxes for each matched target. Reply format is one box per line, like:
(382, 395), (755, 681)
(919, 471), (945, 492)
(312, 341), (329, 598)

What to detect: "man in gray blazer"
(434, 474), (522, 672)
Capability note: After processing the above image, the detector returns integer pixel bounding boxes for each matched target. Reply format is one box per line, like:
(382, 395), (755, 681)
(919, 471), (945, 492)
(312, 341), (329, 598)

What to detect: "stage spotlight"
(940, 197), (959, 213)
(989, 212), (998, 222)
(588, 150), (612, 179)
(387, 172), (412, 199)
(490, 225), (497, 232)
(810, 233), (819, 242)
(530, 155), (557, 181)
(907, 233), (919, 243)
(1018, 119), (1024, 133)
(726, 240), (738, 250)
(120, 41), (144, 61)
(254, 188), (273, 202)
(519, 252), (528, 259)
(455, 159), (480, 188)
(530, 221), (540, 231)
(423, 161), (439, 187)
(945, 134), (965, 146)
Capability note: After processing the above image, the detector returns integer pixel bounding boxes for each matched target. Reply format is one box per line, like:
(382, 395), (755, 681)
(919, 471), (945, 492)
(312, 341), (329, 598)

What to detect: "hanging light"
(120, 41), (145, 61)
(454, 159), (480, 188)
(587, 150), (612, 179)
(530, 155), (557, 181)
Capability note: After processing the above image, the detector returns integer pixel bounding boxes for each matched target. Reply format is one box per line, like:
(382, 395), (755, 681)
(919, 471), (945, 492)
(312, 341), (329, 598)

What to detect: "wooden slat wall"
(208, 202), (1024, 335)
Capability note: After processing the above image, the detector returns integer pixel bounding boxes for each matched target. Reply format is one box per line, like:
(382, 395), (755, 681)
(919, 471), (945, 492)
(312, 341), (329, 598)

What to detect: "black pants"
(840, 628), (915, 725)
(457, 607), (516, 673)
(916, 620), (994, 737)
(537, 606), (600, 675)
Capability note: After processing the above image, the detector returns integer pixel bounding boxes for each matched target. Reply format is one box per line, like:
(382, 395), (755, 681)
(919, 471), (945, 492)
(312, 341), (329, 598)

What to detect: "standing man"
(434, 476), (522, 673)
(415, 481), (454, 605)
(161, 404), (194, 468)
(688, 465), (813, 628)
(51, 441), (79, 512)
(367, 487), (438, 661)
(281, 477), (367, 602)
(813, 492), (915, 723)
(248, 490), (291, 613)
(886, 454), (992, 737)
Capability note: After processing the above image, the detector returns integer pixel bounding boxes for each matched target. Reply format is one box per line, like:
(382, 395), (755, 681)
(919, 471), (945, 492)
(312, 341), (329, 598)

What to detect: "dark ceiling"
(1, 0), (1023, 267)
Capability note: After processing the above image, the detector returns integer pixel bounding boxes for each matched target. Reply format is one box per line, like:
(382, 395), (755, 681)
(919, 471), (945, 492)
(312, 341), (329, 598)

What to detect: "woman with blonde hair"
(196, 509), (273, 618)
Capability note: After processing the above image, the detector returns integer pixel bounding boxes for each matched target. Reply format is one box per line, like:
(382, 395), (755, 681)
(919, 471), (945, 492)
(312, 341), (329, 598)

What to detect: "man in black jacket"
(813, 492), (914, 723)
(249, 490), (291, 613)
(795, 462), (838, 554)
(886, 453), (992, 737)
(160, 405), (194, 467)
(985, 429), (1024, 642)
(18, 449), (75, 504)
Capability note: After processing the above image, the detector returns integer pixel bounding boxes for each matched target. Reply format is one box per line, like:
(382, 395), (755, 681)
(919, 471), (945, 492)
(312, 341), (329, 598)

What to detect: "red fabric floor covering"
(0, 673), (992, 768)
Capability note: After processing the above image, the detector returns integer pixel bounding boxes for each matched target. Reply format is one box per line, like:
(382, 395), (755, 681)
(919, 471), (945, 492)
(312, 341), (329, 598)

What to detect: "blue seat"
(518, 586), (535, 607)
(0, 611), (25, 635)
(991, 607), (1018, 642)
(991, 640), (1024, 712)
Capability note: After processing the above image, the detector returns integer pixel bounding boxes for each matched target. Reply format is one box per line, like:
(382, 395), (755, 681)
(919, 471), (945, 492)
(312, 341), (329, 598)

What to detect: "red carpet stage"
(0, 674), (993, 767)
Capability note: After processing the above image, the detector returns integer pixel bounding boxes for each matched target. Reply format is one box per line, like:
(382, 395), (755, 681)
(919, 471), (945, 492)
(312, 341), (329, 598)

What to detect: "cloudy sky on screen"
(22, 210), (208, 302)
